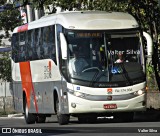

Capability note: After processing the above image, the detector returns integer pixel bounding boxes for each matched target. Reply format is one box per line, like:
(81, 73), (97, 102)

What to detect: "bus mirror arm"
(60, 33), (67, 60)
(143, 31), (153, 58)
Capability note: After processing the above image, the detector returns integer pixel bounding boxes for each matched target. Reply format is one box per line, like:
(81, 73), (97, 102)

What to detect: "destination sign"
(77, 32), (102, 38)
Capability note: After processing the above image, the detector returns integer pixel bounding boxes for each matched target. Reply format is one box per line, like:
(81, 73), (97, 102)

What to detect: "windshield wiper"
(119, 63), (132, 85)
(89, 70), (100, 87)
(89, 68), (110, 87)
(104, 32), (109, 82)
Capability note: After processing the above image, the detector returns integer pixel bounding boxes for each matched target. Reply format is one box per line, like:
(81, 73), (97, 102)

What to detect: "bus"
(11, 11), (152, 125)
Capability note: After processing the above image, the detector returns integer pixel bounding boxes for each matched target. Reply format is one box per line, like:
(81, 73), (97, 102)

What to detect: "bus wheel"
(24, 98), (36, 124)
(36, 115), (46, 123)
(56, 99), (70, 125)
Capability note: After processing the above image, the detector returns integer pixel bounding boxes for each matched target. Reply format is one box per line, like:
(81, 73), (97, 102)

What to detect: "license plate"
(103, 104), (117, 109)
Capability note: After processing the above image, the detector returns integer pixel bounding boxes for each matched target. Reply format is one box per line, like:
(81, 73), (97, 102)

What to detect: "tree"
(0, 52), (11, 82)
(0, 0), (21, 46)
(0, 0), (21, 82)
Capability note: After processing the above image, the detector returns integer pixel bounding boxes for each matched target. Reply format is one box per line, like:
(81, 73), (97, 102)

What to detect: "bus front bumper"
(68, 93), (146, 114)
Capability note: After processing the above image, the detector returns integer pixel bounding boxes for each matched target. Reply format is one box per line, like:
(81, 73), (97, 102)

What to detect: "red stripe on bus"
(19, 61), (38, 113)
(18, 24), (28, 32)
(49, 61), (51, 71)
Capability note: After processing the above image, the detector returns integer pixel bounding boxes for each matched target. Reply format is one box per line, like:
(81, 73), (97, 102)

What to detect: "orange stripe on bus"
(19, 61), (38, 113)
(18, 24), (28, 32)
(49, 61), (51, 71)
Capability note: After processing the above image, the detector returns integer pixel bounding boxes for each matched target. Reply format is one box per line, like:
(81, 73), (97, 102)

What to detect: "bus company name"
(115, 88), (133, 93)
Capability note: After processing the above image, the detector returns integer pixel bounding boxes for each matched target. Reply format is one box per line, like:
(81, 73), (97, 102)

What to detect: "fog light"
(134, 89), (145, 96)
(137, 90), (143, 95)
(71, 103), (76, 108)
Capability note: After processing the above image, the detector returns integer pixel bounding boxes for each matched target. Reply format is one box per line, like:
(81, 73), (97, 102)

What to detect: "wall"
(0, 82), (14, 112)
(0, 82), (12, 97)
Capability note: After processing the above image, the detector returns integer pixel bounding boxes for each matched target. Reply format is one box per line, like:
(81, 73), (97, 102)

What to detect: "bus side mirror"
(143, 32), (153, 57)
(60, 33), (67, 60)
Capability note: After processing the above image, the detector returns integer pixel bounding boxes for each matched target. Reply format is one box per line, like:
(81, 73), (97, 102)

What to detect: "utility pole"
(26, 4), (34, 23)
(35, 9), (40, 20)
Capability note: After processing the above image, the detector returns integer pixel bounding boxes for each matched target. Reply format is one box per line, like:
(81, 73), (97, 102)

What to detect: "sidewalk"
(0, 113), (24, 118)
(7, 113), (24, 118)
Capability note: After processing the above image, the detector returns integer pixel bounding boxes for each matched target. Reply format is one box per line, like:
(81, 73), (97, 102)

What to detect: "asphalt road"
(0, 112), (160, 136)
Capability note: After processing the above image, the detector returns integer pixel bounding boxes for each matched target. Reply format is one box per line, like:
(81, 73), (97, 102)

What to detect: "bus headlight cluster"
(134, 89), (145, 96)
(68, 90), (86, 98)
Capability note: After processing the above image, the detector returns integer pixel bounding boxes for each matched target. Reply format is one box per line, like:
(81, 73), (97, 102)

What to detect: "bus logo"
(107, 88), (112, 94)
(77, 87), (80, 90)
(44, 61), (52, 79)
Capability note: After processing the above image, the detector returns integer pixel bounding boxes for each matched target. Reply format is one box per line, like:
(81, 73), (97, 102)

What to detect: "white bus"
(11, 11), (152, 125)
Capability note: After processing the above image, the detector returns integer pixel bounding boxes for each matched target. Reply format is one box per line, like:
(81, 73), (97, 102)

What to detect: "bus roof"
(13, 11), (139, 33)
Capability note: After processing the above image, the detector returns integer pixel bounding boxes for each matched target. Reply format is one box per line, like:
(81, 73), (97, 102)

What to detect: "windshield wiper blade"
(89, 70), (100, 87)
(89, 69), (109, 87)
(120, 63), (132, 85)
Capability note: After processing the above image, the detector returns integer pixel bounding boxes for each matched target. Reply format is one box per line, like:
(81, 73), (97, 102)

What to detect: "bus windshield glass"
(65, 30), (145, 87)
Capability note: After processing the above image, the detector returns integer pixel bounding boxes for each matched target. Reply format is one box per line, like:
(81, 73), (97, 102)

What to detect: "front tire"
(24, 97), (36, 124)
(56, 99), (70, 125)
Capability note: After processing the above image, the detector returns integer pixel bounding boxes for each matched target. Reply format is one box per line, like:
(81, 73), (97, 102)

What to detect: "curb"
(8, 113), (24, 118)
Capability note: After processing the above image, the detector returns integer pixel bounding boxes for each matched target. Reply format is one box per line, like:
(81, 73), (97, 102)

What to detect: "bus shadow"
(45, 110), (160, 125)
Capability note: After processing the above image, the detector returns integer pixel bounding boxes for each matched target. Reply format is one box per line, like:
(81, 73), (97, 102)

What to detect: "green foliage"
(0, 111), (7, 116)
(146, 62), (158, 90)
(0, 1), (21, 82)
(0, 9), (21, 35)
(0, 1), (21, 46)
(0, 53), (11, 82)
(0, 0), (7, 5)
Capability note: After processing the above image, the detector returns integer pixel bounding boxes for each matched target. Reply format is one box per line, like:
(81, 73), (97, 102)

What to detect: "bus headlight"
(134, 89), (145, 96)
(68, 90), (86, 98)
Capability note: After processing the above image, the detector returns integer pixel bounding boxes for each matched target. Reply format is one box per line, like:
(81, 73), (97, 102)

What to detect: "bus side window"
(31, 29), (35, 60)
(19, 32), (26, 62)
(28, 30), (34, 60)
(33, 29), (39, 60)
(43, 27), (49, 58)
(35, 28), (41, 59)
(12, 34), (19, 62)
(48, 26), (53, 58)
(40, 28), (44, 59)
(25, 31), (29, 60)
(49, 25), (57, 64)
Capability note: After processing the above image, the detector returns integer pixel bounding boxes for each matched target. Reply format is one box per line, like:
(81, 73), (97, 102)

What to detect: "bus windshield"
(65, 30), (145, 87)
